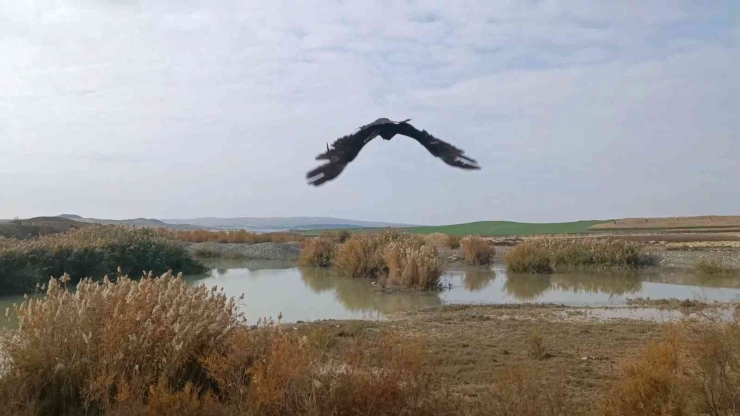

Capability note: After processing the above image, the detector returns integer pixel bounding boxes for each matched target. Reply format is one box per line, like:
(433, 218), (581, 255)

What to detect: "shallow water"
(2, 259), (740, 327)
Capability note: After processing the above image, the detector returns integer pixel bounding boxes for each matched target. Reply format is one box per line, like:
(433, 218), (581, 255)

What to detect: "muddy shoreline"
(294, 302), (737, 414)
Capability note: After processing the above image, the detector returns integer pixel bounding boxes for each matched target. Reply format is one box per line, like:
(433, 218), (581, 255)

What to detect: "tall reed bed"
(297, 236), (336, 267)
(0, 273), (450, 415)
(166, 229), (303, 244)
(506, 237), (644, 274)
(460, 236), (495, 265)
(384, 242), (445, 290)
(0, 225), (205, 295)
(299, 230), (445, 290)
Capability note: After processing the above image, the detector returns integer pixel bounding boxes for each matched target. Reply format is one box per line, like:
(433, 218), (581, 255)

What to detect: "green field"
(302, 220), (611, 237)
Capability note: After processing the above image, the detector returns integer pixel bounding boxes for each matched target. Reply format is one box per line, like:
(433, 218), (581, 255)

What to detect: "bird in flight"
(306, 118), (480, 186)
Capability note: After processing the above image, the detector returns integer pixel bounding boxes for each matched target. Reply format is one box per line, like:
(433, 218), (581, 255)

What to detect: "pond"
(2, 259), (740, 328)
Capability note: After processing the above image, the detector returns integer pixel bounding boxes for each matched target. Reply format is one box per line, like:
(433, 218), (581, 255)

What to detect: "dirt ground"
(297, 303), (723, 413)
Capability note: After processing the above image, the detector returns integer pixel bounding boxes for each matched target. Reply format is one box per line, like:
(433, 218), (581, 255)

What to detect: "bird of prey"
(306, 118), (480, 186)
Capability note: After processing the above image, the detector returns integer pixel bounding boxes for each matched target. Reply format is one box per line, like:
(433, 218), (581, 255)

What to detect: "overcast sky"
(1, 1), (738, 225)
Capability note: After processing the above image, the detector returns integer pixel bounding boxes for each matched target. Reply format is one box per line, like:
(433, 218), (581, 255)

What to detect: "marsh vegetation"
(165, 229), (304, 244)
(0, 225), (204, 296)
(506, 237), (645, 274)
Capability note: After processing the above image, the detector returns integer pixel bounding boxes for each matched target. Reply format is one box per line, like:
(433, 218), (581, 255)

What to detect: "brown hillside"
(0, 216), (90, 239)
(590, 215), (740, 230)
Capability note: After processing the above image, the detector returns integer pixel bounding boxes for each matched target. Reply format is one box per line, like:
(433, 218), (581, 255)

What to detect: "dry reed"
(600, 310), (740, 415)
(166, 229), (303, 244)
(460, 236), (495, 265)
(331, 231), (431, 286)
(384, 242), (445, 290)
(297, 236), (335, 267)
(424, 232), (448, 247)
(506, 237), (644, 274)
(0, 272), (453, 415)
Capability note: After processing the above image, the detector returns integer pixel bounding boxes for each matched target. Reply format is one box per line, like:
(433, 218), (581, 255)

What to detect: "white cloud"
(0, 0), (737, 223)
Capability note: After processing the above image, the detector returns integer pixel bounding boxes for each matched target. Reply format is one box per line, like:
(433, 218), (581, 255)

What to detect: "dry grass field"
(590, 215), (740, 230)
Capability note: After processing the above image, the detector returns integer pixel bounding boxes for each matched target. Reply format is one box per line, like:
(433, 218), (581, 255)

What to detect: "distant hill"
(58, 214), (202, 230)
(162, 216), (415, 232)
(0, 216), (91, 239)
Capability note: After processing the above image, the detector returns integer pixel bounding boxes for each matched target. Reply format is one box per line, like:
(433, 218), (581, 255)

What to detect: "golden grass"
(424, 232), (448, 247)
(166, 229), (304, 244)
(0, 225), (205, 296)
(460, 236), (495, 265)
(600, 310), (740, 416)
(470, 364), (571, 416)
(331, 231), (433, 287)
(506, 237), (644, 274)
(526, 327), (548, 360)
(297, 236), (335, 267)
(384, 241), (445, 290)
(0, 272), (453, 415)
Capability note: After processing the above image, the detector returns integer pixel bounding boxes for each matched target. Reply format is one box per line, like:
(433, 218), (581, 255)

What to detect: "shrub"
(0, 225), (205, 295)
(506, 237), (644, 274)
(460, 236), (495, 265)
(506, 242), (553, 273)
(332, 233), (390, 279)
(0, 273), (452, 415)
(297, 236), (335, 267)
(526, 327), (548, 360)
(384, 241), (445, 290)
(599, 328), (687, 416)
(599, 312), (740, 416)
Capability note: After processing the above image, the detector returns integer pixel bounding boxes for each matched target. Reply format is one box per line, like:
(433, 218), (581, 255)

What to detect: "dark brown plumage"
(306, 118), (480, 186)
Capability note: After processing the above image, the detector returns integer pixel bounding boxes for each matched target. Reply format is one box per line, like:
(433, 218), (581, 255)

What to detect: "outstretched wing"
(396, 122), (481, 170)
(306, 125), (380, 186)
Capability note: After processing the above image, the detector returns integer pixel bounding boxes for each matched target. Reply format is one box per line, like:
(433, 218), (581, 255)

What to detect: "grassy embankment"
(0, 225), (205, 296)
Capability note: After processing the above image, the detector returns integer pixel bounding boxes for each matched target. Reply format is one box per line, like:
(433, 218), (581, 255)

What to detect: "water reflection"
(503, 274), (552, 301)
(460, 267), (497, 292)
(299, 267), (441, 315)
(3, 261), (740, 327)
